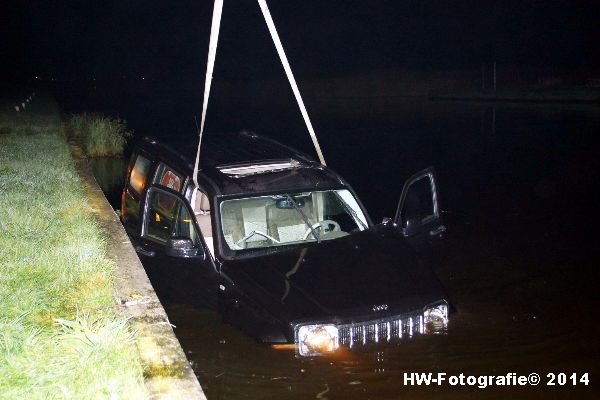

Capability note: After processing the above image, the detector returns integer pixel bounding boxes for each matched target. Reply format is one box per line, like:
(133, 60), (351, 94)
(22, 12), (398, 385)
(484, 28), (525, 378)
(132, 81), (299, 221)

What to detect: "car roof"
(138, 132), (347, 197)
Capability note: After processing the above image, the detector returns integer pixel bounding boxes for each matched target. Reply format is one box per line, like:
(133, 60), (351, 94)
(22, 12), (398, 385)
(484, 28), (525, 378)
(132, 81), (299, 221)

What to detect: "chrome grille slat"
(338, 311), (424, 348)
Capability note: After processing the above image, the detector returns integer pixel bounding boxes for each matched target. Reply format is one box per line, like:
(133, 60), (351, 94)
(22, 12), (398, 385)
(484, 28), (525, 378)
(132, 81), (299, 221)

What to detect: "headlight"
(423, 302), (449, 334)
(296, 324), (339, 356)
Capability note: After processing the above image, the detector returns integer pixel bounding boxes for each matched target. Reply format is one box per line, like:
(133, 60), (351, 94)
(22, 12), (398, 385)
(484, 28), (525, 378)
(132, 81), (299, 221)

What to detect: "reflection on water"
(90, 99), (599, 399)
(88, 157), (127, 209)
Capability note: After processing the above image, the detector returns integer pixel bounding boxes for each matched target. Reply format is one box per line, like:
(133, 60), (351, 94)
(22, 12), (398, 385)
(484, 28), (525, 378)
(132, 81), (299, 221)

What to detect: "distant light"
(142, 77), (145, 80)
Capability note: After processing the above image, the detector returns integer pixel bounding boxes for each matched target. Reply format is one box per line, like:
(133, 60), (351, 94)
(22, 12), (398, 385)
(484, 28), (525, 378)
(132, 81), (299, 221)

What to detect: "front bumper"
(293, 300), (449, 357)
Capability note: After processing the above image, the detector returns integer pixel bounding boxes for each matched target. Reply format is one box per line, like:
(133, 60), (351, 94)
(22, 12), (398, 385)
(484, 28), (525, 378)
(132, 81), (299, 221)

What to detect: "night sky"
(3, 0), (598, 86)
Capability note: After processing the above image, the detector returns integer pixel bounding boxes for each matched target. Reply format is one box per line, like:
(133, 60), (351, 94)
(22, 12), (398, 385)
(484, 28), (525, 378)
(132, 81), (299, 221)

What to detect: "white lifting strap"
(193, 0), (326, 195)
(257, 0), (326, 166)
(193, 0), (223, 190)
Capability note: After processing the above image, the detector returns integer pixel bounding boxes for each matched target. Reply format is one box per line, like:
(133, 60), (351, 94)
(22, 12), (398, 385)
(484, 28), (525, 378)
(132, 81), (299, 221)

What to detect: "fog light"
(423, 302), (449, 334)
(296, 324), (339, 356)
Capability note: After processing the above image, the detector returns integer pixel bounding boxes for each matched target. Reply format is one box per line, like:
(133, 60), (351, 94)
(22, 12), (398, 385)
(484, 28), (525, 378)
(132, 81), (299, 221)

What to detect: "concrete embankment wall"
(69, 144), (206, 400)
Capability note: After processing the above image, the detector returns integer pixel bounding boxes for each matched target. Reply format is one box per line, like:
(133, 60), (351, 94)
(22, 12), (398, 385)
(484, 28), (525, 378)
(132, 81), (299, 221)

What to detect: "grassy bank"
(0, 97), (147, 399)
(65, 113), (131, 157)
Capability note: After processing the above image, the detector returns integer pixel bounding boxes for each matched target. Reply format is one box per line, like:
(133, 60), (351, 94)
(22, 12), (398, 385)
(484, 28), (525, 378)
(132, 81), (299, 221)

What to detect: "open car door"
(395, 167), (446, 250)
(137, 185), (216, 307)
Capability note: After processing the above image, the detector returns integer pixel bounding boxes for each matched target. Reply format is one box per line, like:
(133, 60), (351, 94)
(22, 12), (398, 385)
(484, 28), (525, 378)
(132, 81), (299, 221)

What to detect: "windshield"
(219, 189), (368, 251)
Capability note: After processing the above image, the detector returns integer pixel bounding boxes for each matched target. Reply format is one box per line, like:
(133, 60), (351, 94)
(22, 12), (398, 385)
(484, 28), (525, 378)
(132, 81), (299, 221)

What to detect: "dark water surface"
(84, 92), (599, 399)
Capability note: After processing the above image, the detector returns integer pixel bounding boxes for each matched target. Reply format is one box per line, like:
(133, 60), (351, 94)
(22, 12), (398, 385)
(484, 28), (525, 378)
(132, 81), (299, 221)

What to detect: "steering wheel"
(233, 230), (280, 249)
(303, 220), (341, 240)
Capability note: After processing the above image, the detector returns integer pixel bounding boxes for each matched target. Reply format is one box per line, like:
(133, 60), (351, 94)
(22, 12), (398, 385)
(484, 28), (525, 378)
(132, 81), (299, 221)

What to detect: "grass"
(64, 113), (131, 157)
(0, 96), (147, 399)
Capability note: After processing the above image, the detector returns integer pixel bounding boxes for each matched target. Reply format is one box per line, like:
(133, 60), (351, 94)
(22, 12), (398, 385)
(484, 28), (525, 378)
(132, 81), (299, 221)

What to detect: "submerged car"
(121, 131), (448, 356)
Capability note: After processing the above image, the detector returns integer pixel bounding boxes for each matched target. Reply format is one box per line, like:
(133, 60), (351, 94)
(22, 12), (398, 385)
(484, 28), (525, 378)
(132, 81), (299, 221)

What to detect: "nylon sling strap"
(257, 0), (326, 166)
(193, 0), (223, 189)
(193, 0), (326, 191)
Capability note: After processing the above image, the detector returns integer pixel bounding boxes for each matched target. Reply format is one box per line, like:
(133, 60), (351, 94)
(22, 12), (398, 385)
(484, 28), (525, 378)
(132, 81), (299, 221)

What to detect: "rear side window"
(122, 154), (152, 234)
(154, 163), (183, 192)
(144, 188), (198, 245)
(130, 155), (151, 194)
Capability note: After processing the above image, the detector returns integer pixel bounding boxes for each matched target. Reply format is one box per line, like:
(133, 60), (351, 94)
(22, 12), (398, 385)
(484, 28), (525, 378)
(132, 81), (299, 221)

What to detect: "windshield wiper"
(285, 194), (321, 243)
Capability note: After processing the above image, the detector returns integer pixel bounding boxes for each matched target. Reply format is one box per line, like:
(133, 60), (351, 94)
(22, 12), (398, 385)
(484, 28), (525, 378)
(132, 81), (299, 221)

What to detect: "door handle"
(135, 245), (155, 257)
(429, 225), (447, 236)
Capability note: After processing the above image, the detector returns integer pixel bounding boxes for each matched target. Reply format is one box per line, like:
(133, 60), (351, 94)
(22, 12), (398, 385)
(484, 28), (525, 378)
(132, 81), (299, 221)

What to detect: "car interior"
(219, 191), (362, 251)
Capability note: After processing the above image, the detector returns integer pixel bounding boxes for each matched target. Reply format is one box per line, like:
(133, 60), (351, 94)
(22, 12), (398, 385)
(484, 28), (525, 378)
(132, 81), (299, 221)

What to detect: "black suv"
(121, 131), (448, 357)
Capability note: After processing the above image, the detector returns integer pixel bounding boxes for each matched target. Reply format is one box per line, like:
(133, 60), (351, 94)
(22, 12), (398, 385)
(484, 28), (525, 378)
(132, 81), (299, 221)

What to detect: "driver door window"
(400, 176), (436, 225)
(395, 167), (445, 247)
(144, 188), (198, 245)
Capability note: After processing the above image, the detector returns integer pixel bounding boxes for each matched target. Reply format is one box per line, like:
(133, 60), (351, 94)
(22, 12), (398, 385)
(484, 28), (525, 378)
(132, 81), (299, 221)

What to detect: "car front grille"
(338, 312), (425, 348)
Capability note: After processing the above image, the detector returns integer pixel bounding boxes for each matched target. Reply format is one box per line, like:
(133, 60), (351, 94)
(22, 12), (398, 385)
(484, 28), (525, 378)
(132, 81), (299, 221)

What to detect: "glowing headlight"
(296, 324), (339, 356)
(423, 302), (449, 334)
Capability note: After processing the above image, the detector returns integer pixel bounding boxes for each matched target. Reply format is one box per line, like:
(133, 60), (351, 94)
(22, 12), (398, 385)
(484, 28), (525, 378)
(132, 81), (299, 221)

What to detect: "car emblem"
(372, 304), (388, 312)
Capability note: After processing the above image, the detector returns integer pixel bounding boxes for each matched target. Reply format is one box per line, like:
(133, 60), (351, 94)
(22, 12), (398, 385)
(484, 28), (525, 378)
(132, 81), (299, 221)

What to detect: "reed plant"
(65, 113), (131, 157)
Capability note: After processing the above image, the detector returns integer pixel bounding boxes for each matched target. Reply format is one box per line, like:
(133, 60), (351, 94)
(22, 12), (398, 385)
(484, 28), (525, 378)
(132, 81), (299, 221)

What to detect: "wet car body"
(220, 226), (446, 342)
(121, 132), (449, 355)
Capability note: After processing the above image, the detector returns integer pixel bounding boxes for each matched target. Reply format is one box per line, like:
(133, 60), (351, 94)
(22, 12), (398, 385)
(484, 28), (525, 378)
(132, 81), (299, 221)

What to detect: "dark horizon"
(3, 0), (599, 87)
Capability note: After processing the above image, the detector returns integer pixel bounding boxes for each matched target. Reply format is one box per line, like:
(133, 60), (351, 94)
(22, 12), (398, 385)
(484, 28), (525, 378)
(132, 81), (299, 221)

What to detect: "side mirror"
(381, 217), (394, 226)
(166, 237), (202, 259)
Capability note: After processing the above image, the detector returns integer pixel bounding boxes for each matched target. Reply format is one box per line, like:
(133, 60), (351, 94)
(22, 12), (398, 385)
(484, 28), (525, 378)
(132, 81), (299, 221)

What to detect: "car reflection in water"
(165, 303), (451, 400)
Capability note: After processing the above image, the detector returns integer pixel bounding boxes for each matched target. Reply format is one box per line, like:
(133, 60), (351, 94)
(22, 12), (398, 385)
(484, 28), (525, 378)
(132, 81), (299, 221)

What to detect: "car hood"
(220, 225), (446, 323)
